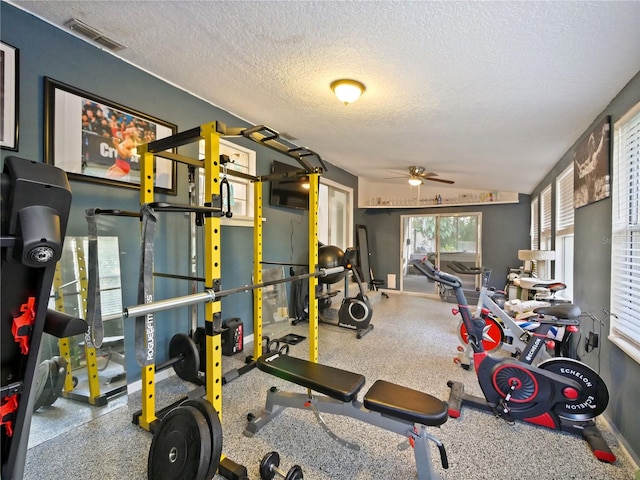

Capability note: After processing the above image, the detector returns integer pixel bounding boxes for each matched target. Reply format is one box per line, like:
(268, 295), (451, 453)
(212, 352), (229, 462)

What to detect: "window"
(530, 196), (539, 249)
(555, 164), (575, 299)
(610, 103), (640, 363)
(539, 186), (553, 278)
(199, 138), (256, 226)
(318, 178), (353, 249)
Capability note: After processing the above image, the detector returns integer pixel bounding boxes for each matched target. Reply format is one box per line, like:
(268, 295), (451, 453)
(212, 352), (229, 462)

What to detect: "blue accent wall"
(1, 3), (357, 382)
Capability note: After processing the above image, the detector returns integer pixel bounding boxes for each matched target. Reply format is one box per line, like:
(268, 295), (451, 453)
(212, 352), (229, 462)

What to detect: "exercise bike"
(294, 247), (374, 339)
(454, 274), (581, 369)
(413, 259), (616, 463)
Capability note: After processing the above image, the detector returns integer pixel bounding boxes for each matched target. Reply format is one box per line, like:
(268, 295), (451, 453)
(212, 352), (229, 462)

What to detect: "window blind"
(541, 185), (552, 235)
(611, 103), (640, 362)
(530, 197), (539, 249)
(556, 164), (575, 236)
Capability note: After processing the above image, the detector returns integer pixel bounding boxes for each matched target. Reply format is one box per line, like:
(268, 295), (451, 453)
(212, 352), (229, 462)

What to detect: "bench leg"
(245, 388), (447, 479)
(412, 425), (445, 480)
(243, 388), (288, 436)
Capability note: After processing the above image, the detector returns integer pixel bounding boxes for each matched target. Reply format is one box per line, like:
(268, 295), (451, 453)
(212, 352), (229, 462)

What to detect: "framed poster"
(44, 77), (177, 194)
(574, 116), (611, 208)
(0, 41), (18, 150)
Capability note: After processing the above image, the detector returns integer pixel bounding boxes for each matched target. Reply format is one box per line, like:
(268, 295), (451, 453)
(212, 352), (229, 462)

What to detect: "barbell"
(122, 266), (345, 320)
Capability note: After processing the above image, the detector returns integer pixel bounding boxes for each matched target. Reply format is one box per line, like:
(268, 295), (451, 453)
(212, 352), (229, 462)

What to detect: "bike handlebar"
(412, 259), (463, 289)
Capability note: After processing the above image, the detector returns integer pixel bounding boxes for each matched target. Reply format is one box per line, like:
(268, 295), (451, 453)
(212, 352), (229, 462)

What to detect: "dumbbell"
(259, 451), (303, 480)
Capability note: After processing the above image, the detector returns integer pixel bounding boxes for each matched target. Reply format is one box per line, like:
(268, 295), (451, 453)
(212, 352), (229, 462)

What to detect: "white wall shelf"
(358, 178), (519, 209)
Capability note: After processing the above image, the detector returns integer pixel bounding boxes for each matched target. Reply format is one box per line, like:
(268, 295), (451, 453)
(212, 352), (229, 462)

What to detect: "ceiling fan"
(385, 166), (455, 185)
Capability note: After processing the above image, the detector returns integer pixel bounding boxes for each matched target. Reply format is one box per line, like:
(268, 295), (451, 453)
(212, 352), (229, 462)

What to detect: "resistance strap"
(135, 204), (157, 367)
(85, 209), (103, 348)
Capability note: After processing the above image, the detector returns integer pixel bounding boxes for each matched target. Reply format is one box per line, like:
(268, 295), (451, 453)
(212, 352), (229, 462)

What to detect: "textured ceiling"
(9, 1), (640, 193)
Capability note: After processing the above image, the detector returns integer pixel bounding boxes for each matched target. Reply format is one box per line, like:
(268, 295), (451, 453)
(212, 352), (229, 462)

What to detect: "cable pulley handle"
(220, 175), (233, 218)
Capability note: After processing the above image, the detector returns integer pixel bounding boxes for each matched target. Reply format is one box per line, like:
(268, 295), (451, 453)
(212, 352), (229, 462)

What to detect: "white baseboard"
(601, 414), (640, 472)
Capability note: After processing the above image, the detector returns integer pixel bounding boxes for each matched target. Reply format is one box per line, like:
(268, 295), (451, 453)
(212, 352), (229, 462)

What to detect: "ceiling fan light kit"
(386, 166), (455, 185)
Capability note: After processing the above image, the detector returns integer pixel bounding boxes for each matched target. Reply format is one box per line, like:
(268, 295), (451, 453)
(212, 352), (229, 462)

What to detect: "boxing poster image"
(573, 116), (610, 209)
(44, 77), (177, 194)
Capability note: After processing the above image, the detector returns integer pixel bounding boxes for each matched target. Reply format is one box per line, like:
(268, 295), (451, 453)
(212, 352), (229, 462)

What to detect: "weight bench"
(245, 353), (449, 480)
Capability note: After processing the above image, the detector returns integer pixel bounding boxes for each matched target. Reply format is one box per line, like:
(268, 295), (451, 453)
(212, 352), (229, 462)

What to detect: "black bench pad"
(363, 380), (448, 426)
(257, 353), (365, 403)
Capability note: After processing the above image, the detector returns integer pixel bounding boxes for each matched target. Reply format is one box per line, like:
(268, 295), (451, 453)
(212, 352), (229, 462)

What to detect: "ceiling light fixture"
(408, 178), (423, 186)
(330, 79), (365, 105)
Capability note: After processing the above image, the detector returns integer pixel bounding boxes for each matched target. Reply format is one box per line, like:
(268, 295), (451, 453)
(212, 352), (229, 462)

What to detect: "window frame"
(555, 163), (575, 299)
(198, 138), (256, 227)
(610, 102), (640, 363)
(318, 177), (353, 249)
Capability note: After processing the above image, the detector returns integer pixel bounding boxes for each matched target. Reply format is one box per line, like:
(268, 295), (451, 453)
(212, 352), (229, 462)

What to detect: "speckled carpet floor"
(24, 294), (638, 479)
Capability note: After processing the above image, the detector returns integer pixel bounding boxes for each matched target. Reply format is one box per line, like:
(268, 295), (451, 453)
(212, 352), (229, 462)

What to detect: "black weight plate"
(285, 465), (304, 480)
(181, 398), (223, 480)
(148, 405), (211, 480)
(259, 451), (280, 480)
(538, 357), (609, 420)
(192, 327), (206, 372)
(169, 333), (200, 384)
(32, 360), (52, 412)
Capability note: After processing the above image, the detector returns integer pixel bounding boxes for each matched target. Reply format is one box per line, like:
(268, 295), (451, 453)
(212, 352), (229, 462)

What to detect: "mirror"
(29, 236), (126, 448)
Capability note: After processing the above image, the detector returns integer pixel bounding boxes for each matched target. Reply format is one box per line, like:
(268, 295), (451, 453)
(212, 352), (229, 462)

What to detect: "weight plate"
(147, 405), (211, 480)
(538, 357), (609, 421)
(32, 360), (52, 412)
(285, 465), (304, 480)
(259, 451), (280, 480)
(192, 327), (206, 372)
(181, 398), (223, 480)
(169, 333), (200, 384)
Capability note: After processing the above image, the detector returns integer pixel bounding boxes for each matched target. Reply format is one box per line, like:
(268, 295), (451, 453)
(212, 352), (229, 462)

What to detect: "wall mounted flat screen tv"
(269, 160), (309, 210)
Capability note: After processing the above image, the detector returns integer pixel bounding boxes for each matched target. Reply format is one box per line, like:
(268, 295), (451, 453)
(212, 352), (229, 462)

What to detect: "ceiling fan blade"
(419, 172), (439, 178)
(383, 175), (409, 180)
(426, 177), (455, 184)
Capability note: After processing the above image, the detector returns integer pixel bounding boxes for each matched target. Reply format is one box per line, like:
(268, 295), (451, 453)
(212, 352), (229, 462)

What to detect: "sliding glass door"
(401, 213), (482, 295)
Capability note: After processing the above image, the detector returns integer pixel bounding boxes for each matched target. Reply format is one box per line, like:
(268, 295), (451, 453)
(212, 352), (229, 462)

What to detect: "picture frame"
(574, 116), (611, 208)
(44, 77), (177, 194)
(1, 41), (19, 150)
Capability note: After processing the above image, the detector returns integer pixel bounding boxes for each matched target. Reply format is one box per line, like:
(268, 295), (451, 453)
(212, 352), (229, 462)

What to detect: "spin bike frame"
(456, 279), (551, 368)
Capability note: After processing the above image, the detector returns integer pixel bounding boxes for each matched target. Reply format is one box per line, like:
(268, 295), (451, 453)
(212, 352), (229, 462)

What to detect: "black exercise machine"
(413, 259), (616, 463)
(1, 157), (87, 479)
(319, 247), (374, 338)
(294, 246), (374, 339)
(245, 352), (449, 480)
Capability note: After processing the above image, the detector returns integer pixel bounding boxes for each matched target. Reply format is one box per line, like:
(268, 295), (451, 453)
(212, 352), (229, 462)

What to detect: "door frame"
(399, 212), (483, 296)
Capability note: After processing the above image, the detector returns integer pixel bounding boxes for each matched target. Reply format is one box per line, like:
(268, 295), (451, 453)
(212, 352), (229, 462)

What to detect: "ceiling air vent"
(63, 18), (126, 52)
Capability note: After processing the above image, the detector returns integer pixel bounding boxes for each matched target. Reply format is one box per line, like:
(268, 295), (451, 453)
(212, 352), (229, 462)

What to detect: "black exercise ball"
(318, 244), (345, 284)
